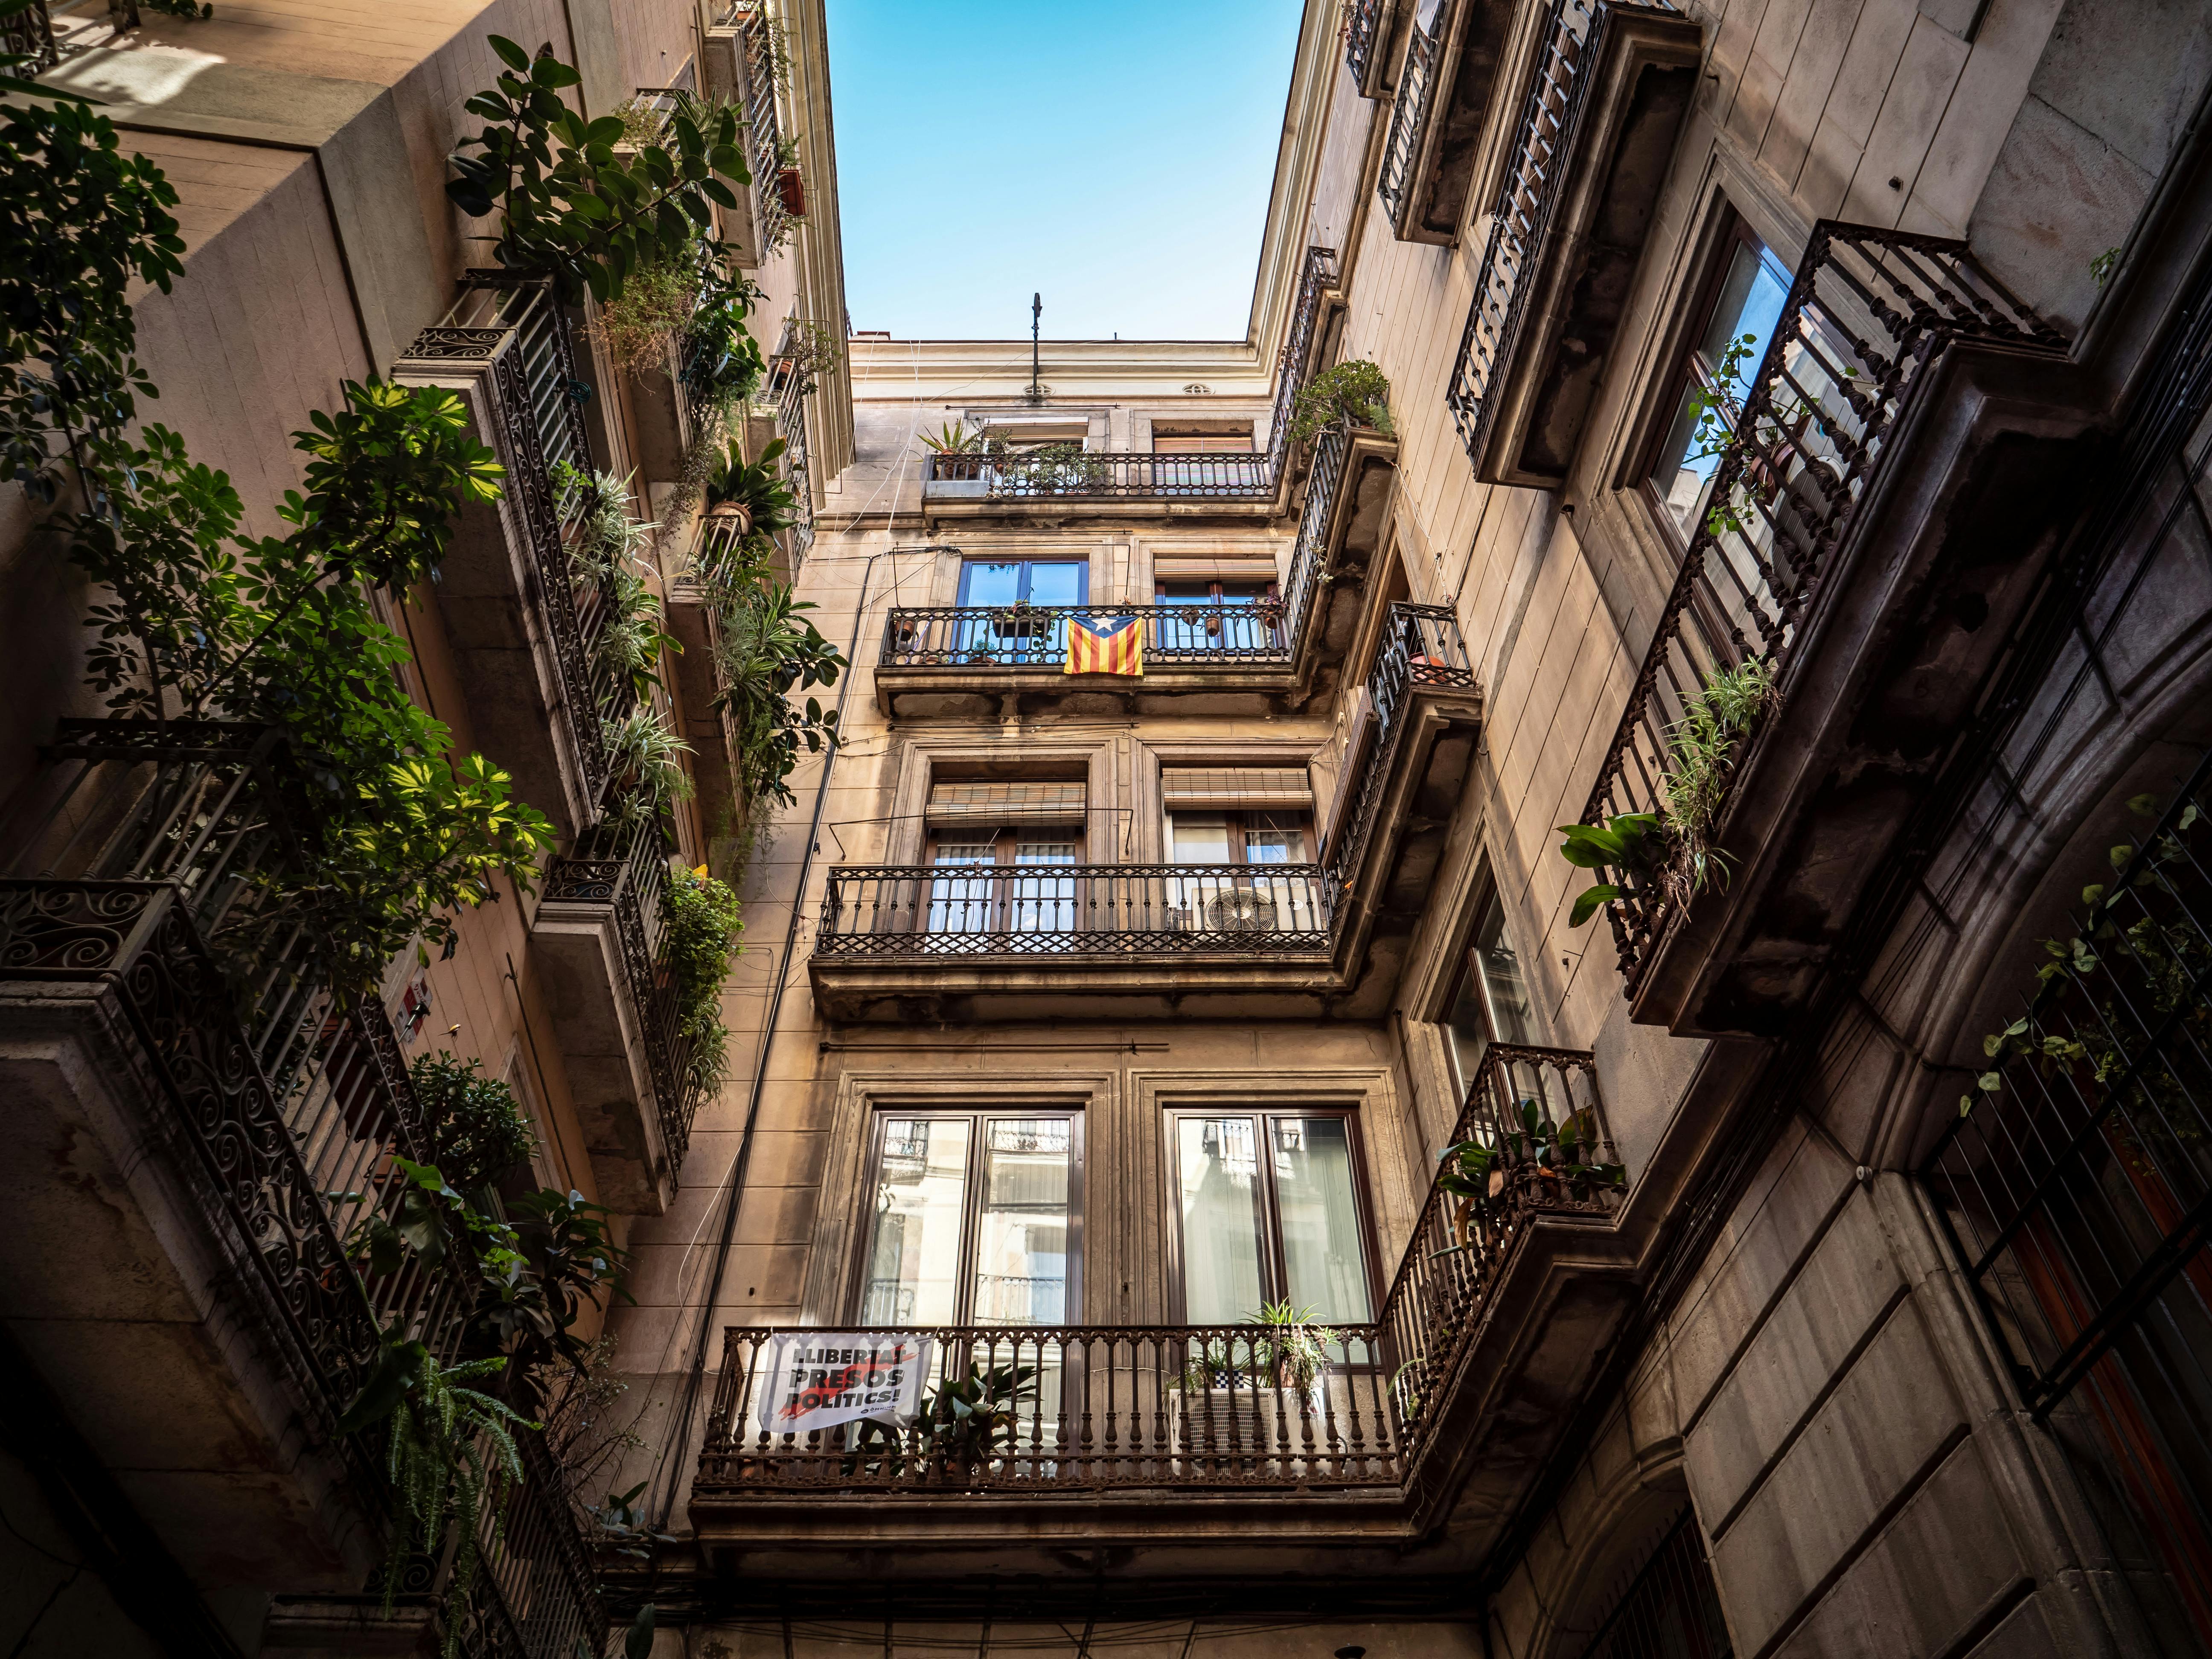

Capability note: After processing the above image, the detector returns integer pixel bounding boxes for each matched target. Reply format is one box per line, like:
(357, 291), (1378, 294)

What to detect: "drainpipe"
(649, 544), (896, 1528)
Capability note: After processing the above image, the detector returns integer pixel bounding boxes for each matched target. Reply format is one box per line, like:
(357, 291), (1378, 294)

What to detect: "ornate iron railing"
(816, 863), (1338, 957)
(1923, 749), (2212, 1423)
(924, 448), (1277, 499)
(1376, 1), (1440, 224)
(1344, 0), (1392, 85)
(880, 603), (1292, 669)
(0, 722), (605, 1657)
(767, 330), (816, 562)
(542, 812), (705, 1167)
(3, 0), (56, 72)
(399, 276), (621, 802)
(1265, 244), (1340, 475)
(1576, 224), (2066, 986)
(696, 1043), (1613, 1495)
(1444, 0), (1637, 461)
(738, 5), (793, 259)
(834, 605), (1470, 961)
(1323, 602), (1479, 879)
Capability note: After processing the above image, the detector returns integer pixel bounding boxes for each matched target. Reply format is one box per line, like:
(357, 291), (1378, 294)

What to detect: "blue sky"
(823, 0), (1303, 341)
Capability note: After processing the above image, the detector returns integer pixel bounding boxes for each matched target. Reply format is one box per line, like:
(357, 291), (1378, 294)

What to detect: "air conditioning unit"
(1205, 890), (1277, 932)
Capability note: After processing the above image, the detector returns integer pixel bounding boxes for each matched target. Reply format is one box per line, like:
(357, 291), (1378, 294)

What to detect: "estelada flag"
(1065, 615), (1143, 676)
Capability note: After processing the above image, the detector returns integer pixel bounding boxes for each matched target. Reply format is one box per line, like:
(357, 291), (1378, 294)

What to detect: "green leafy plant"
(661, 865), (742, 1088)
(585, 1481), (678, 1561)
(773, 317), (841, 398)
(338, 1335), (536, 1657)
(1555, 812), (1668, 928)
(601, 704), (697, 819)
(1286, 359), (1393, 447)
(1000, 439), (1109, 494)
(701, 544), (843, 812)
(408, 1054), (535, 1194)
(917, 419), (981, 454)
(1661, 656), (1777, 895)
(1250, 1300), (1340, 1389)
(703, 438), (798, 533)
(553, 461), (653, 578)
(0, 55), (186, 496)
(1433, 1098), (1626, 1253)
(445, 38), (748, 304)
(66, 390), (552, 990)
(2091, 246), (2121, 289)
(920, 1359), (1038, 1474)
(594, 236), (704, 372)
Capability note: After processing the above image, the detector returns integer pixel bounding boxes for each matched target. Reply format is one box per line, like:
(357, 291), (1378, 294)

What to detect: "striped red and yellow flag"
(1064, 615), (1144, 677)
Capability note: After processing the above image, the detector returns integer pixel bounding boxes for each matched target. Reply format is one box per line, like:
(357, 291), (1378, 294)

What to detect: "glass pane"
(972, 1118), (1072, 1324)
(1242, 813), (1307, 864)
(1176, 1117), (1266, 1325)
(1009, 838), (1077, 932)
(1024, 562), (1087, 606)
(960, 561), (1021, 606)
(1270, 1118), (1373, 1327)
(1648, 238), (1792, 536)
(928, 840), (996, 935)
(1444, 963), (1491, 1101)
(1156, 585), (1219, 652)
(1170, 812), (1231, 863)
(862, 1118), (972, 1324)
(1473, 892), (1534, 1043)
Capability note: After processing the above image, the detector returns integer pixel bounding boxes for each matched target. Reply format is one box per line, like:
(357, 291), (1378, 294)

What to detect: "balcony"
(690, 1045), (1630, 1599)
(530, 813), (705, 1212)
(1343, 0), (1398, 96)
(1575, 224), (2072, 1034)
(1374, 0), (1519, 245)
(0, 722), (603, 1653)
(814, 605), (1479, 1022)
(1444, 0), (1701, 485)
(879, 414), (1397, 722)
(396, 275), (637, 836)
(918, 248), (1340, 521)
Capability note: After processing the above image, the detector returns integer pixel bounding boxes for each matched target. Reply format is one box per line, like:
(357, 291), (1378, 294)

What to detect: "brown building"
(5, 1), (2212, 1657)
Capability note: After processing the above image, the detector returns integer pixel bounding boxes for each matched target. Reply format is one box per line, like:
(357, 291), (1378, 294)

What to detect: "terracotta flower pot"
(778, 166), (807, 218)
(706, 501), (753, 538)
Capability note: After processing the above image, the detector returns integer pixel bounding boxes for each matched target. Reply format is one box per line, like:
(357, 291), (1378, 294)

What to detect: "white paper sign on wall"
(753, 1333), (935, 1437)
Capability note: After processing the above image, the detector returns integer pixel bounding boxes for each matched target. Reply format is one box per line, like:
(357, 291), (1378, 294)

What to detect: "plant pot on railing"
(704, 500), (753, 539)
(777, 167), (806, 218)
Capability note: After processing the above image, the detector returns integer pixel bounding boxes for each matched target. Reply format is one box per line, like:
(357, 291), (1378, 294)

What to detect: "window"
(1170, 1111), (1374, 1332)
(1644, 222), (1792, 539)
(858, 1112), (1079, 1325)
(1168, 809), (1309, 866)
(1154, 578), (1282, 655)
(1441, 888), (1536, 1098)
(926, 824), (1083, 936)
(957, 559), (1088, 607)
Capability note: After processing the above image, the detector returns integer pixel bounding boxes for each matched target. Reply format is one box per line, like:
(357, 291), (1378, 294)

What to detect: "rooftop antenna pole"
(1026, 291), (1044, 404)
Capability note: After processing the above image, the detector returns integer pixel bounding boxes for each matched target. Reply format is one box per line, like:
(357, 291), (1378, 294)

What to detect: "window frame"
(1633, 212), (1793, 551)
(1166, 807), (1314, 868)
(924, 823), (1086, 935)
(956, 557), (1090, 607)
(849, 1106), (1087, 1327)
(1439, 883), (1538, 1102)
(1161, 1105), (1383, 1331)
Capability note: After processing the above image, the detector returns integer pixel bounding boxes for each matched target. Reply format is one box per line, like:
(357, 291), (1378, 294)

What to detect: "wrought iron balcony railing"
(1576, 224), (2066, 988)
(738, 5), (793, 258)
(0, 722), (604, 1656)
(1344, 0), (1393, 86)
(696, 1043), (1615, 1496)
(1375, 0), (1441, 224)
(880, 603), (1293, 669)
(1264, 243), (1339, 476)
(817, 864), (1339, 958)
(767, 328), (817, 562)
(3, 0), (57, 72)
(542, 813), (707, 1167)
(923, 449), (1278, 500)
(833, 604), (1473, 963)
(400, 276), (631, 803)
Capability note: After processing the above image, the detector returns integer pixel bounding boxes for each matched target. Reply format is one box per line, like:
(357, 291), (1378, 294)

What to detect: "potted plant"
(1167, 1302), (1339, 1463)
(774, 134), (806, 218)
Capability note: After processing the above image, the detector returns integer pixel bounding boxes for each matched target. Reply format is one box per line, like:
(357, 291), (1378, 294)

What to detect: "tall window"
(1170, 1111), (1374, 1332)
(1645, 222), (1792, 539)
(858, 1112), (1079, 1325)
(1442, 888), (1536, 1098)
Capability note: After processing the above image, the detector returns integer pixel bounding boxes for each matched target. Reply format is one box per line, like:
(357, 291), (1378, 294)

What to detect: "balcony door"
(1153, 579), (1282, 656)
(925, 824), (1081, 940)
(955, 560), (1088, 664)
(857, 1111), (1081, 1327)
(1169, 1110), (1376, 1335)
(1167, 807), (1322, 934)
(1441, 887), (1537, 1099)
